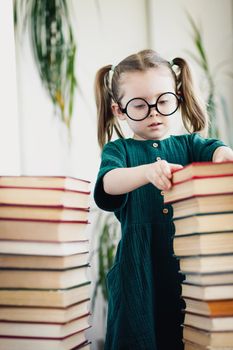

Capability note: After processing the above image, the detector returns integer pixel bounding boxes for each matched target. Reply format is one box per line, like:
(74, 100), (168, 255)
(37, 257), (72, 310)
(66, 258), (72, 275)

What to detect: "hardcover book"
(0, 187), (90, 208)
(184, 312), (233, 332)
(183, 325), (233, 347)
(181, 283), (233, 300)
(172, 193), (233, 219)
(0, 299), (90, 323)
(164, 175), (233, 203)
(0, 265), (90, 289)
(183, 340), (229, 350)
(183, 272), (233, 286)
(0, 204), (90, 221)
(183, 298), (233, 317)
(0, 240), (89, 256)
(179, 254), (233, 274)
(173, 212), (233, 236)
(172, 162), (233, 184)
(0, 282), (91, 307)
(0, 314), (90, 338)
(173, 232), (233, 256)
(0, 326), (91, 350)
(0, 253), (89, 269)
(0, 218), (89, 242)
(0, 176), (90, 192)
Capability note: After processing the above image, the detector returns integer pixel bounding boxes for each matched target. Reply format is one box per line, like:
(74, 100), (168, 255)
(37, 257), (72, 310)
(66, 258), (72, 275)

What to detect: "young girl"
(93, 49), (233, 350)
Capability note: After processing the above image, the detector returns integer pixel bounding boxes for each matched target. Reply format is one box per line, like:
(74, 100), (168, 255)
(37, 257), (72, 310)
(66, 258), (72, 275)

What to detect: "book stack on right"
(164, 162), (233, 350)
(0, 176), (92, 350)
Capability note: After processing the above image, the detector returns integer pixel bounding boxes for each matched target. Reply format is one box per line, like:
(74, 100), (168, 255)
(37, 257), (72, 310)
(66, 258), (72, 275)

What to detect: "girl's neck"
(132, 132), (171, 141)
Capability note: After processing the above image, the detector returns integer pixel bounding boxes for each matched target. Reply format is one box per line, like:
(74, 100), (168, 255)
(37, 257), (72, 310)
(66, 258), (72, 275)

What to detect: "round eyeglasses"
(119, 92), (182, 121)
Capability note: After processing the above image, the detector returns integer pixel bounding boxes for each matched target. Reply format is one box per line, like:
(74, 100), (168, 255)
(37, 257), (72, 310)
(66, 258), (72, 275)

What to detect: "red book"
(0, 176), (90, 192)
(0, 186), (90, 208)
(0, 325), (91, 350)
(0, 239), (89, 256)
(164, 162), (233, 204)
(183, 325), (233, 347)
(0, 265), (90, 289)
(184, 311), (233, 332)
(0, 299), (90, 323)
(172, 161), (233, 184)
(0, 314), (90, 338)
(171, 193), (233, 219)
(0, 218), (89, 242)
(0, 204), (90, 221)
(0, 282), (91, 307)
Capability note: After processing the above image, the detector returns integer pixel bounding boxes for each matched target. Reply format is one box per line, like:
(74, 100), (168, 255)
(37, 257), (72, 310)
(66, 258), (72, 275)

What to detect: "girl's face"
(112, 67), (178, 140)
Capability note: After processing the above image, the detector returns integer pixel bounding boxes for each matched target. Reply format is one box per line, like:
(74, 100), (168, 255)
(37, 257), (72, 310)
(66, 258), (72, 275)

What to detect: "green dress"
(94, 133), (225, 350)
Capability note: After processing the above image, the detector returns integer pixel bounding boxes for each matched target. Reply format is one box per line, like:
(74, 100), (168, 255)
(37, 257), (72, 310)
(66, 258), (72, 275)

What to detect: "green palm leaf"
(14, 0), (77, 132)
(90, 211), (120, 312)
(186, 12), (232, 141)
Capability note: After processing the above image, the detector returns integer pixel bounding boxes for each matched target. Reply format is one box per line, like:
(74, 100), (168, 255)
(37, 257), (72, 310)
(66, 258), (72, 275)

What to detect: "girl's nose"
(149, 106), (159, 117)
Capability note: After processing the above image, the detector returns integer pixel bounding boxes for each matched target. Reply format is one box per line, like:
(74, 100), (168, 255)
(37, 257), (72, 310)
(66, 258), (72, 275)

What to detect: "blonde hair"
(94, 49), (209, 149)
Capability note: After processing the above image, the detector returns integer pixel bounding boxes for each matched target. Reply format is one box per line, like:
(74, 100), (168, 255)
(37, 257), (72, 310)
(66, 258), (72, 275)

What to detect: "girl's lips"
(148, 122), (162, 127)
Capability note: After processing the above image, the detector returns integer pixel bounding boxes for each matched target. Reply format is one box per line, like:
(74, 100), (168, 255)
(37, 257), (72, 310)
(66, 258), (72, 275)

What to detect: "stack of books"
(164, 162), (233, 350)
(0, 176), (92, 350)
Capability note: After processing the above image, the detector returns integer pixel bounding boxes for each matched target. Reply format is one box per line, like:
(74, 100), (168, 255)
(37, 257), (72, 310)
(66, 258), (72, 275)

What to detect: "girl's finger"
(169, 163), (183, 173)
(159, 160), (172, 179)
(157, 173), (172, 190)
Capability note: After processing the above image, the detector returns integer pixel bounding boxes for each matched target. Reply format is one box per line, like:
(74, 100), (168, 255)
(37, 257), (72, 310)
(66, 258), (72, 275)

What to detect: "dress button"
(152, 142), (158, 148)
(163, 208), (168, 214)
(156, 157), (161, 161)
(161, 190), (165, 196)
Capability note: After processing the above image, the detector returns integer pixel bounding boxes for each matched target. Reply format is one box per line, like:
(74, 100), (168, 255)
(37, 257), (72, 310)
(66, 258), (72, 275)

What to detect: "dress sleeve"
(94, 141), (128, 212)
(189, 133), (227, 162)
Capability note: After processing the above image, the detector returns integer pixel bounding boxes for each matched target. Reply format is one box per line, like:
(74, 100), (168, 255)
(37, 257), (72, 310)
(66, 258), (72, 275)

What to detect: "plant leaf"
(14, 0), (78, 132)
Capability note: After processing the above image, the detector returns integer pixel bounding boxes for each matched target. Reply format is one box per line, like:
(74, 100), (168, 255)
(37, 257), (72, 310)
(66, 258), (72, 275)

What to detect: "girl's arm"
(213, 146), (233, 162)
(103, 160), (183, 195)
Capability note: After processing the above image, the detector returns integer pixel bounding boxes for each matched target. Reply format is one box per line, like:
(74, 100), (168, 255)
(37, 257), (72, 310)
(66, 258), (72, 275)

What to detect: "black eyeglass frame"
(118, 92), (182, 121)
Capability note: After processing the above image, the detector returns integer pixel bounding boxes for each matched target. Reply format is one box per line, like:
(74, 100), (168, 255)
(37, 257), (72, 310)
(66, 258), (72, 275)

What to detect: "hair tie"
(104, 66), (115, 99)
(108, 65), (116, 92)
(106, 64), (118, 101)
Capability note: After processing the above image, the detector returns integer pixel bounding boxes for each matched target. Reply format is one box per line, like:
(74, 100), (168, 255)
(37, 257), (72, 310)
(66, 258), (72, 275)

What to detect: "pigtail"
(94, 65), (124, 149)
(172, 57), (209, 137)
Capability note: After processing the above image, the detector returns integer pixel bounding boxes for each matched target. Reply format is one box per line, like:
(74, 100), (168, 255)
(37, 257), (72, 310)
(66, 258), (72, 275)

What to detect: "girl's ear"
(111, 102), (126, 121)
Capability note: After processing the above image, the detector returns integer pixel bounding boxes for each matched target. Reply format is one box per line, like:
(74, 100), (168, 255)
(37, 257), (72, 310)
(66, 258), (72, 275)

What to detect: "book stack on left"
(164, 162), (233, 350)
(0, 176), (92, 350)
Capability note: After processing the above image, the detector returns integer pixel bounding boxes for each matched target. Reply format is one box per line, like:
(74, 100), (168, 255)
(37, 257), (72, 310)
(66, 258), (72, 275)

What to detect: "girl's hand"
(145, 160), (183, 190)
(213, 146), (233, 162)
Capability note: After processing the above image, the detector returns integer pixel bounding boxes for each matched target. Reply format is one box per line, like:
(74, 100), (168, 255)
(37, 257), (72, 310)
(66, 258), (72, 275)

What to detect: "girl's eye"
(132, 103), (146, 109)
(158, 100), (168, 104)
(135, 104), (147, 109)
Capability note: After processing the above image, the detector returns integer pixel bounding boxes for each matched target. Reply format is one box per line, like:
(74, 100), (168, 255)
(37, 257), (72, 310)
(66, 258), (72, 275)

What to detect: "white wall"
(148, 0), (233, 144)
(0, 0), (20, 175)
